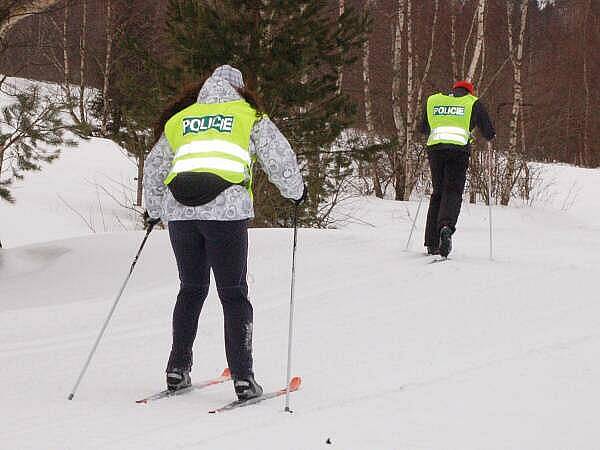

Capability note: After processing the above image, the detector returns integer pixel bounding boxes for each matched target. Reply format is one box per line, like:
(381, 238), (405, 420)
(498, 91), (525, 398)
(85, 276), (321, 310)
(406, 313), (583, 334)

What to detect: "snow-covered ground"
(0, 137), (139, 247)
(1, 131), (599, 449)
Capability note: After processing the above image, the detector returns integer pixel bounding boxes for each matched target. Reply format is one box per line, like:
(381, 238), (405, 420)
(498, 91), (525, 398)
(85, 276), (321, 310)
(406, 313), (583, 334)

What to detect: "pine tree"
(164, 0), (370, 226)
(0, 84), (80, 202)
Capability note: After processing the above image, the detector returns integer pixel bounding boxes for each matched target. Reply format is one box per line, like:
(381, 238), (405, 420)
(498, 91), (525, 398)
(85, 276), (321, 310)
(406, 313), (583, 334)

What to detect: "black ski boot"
(439, 226), (453, 257)
(427, 246), (440, 256)
(166, 369), (191, 391)
(233, 374), (263, 401)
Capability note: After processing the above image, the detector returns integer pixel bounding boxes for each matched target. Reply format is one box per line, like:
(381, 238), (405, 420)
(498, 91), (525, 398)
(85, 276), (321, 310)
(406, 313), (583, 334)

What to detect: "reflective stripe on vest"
(426, 93), (477, 147)
(428, 126), (471, 146)
(174, 140), (252, 165)
(163, 100), (260, 191)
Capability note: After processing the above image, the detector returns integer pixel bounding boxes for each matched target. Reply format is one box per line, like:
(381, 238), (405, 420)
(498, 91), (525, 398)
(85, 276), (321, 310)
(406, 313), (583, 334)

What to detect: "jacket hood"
(197, 75), (242, 104)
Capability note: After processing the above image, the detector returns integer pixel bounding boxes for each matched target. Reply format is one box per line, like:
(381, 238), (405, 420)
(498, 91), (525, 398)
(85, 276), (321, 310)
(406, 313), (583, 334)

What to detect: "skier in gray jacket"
(143, 65), (304, 401)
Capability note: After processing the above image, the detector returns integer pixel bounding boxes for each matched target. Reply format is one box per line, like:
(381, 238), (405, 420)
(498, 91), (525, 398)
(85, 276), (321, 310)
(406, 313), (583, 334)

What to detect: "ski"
(136, 368), (231, 404)
(429, 256), (449, 264)
(208, 376), (301, 414)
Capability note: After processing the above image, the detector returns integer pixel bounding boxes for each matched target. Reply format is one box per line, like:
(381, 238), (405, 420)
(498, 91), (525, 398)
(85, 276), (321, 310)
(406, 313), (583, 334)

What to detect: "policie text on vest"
(183, 115), (235, 135)
(433, 106), (465, 116)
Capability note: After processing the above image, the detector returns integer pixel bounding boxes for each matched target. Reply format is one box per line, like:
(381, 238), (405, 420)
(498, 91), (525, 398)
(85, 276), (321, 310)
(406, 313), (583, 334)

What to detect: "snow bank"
(0, 137), (138, 247)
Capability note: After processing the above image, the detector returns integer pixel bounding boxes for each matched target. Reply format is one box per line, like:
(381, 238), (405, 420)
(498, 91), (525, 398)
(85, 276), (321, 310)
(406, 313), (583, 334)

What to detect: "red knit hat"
(453, 80), (475, 95)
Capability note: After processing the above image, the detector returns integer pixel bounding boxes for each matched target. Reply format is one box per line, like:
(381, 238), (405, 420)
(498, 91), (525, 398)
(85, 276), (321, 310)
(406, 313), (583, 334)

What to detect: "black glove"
(293, 184), (307, 205)
(143, 211), (161, 228)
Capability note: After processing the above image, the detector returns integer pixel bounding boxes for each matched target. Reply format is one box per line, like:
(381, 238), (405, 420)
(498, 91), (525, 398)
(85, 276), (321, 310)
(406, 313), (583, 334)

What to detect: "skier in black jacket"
(420, 80), (495, 257)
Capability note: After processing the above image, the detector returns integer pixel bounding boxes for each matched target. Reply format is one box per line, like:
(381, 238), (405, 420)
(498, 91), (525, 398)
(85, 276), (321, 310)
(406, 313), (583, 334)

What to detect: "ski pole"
(284, 204), (299, 413)
(405, 185), (426, 251)
(488, 142), (494, 261)
(68, 222), (157, 400)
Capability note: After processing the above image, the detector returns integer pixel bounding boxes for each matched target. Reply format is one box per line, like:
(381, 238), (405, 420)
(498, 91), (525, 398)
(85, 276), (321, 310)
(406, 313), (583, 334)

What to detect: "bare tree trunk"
(470, 27), (486, 204)
(62, 1), (71, 95)
(502, 0), (528, 206)
(461, 4), (477, 78)
(405, 0), (439, 199)
(414, 0), (439, 118)
(391, 0), (406, 201)
(476, 38), (486, 88)
(581, 0), (591, 166)
(457, 0), (489, 203)
(469, 145), (478, 203)
(79, 0), (87, 124)
(337, 0), (345, 94)
(469, 30), (492, 204)
(503, 1), (517, 205)
(43, 1), (81, 124)
(0, 0), (60, 39)
(136, 148), (144, 207)
(362, 5), (383, 198)
(101, 0), (113, 135)
(466, 0), (486, 81)
(403, 0), (415, 200)
(62, 1), (73, 110)
(450, 0), (459, 81)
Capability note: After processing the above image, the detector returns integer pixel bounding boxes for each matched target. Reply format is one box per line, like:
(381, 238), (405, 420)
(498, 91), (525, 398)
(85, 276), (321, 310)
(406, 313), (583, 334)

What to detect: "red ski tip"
(135, 399), (148, 404)
(288, 376), (301, 390)
(221, 368), (231, 378)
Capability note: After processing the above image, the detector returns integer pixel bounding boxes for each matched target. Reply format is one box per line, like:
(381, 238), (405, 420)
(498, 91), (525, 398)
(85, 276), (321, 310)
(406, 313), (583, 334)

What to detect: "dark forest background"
(2, 0), (597, 166)
(0, 0), (597, 224)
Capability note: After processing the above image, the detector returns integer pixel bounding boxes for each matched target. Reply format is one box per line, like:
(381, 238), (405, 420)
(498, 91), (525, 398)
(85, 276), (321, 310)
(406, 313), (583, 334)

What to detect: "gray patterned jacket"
(143, 76), (304, 222)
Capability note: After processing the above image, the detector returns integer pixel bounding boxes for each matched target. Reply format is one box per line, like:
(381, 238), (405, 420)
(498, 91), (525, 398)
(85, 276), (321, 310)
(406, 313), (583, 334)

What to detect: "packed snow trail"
(1, 137), (599, 450)
(1, 178), (599, 449)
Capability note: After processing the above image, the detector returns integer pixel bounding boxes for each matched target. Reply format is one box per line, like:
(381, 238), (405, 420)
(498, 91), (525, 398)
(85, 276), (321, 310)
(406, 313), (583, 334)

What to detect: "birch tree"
(337, 0), (345, 93)
(403, 0), (415, 199)
(450, 0), (489, 204)
(450, 0), (459, 81)
(101, 0), (113, 135)
(390, 0), (439, 200)
(39, 0), (91, 129)
(78, 0), (87, 123)
(391, 0), (406, 200)
(43, 1), (76, 122)
(465, 0), (487, 82)
(406, 0), (439, 198)
(501, 0), (528, 205)
(362, 0), (383, 198)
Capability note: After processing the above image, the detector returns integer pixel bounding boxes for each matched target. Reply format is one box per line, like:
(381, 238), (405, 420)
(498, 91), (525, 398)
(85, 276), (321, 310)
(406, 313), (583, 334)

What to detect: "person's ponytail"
(235, 86), (265, 117)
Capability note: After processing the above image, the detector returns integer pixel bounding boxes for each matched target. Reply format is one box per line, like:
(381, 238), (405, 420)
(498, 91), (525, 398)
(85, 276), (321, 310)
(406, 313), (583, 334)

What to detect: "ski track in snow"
(1, 135), (599, 449)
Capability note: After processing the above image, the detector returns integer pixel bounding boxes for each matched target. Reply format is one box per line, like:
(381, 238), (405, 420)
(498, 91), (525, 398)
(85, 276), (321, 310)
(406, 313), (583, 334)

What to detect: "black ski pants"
(424, 148), (470, 248)
(167, 219), (253, 380)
